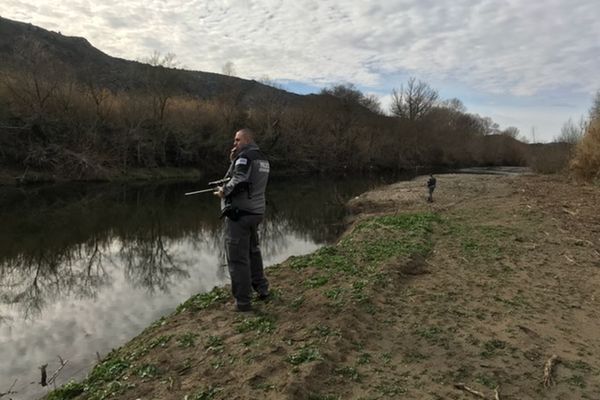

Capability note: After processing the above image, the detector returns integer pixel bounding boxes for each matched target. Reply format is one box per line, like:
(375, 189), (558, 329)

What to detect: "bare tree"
(390, 77), (439, 121)
(501, 126), (520, 139)
(140, 51), (179, 123)
(321, 83), (382, 114)
(588, 89), (600, 123)
(222, 61), (236, 76)
(440, 97), (466, 113)
(556, 118), (584, 144)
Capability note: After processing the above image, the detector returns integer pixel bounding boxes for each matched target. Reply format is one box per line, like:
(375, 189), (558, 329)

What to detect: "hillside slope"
(0, 16), (300, 103)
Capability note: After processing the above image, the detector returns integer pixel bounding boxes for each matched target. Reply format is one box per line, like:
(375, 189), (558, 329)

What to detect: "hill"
(0, 16), (301, 104)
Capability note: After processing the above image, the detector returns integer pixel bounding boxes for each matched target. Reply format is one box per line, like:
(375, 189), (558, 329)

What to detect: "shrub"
(571, 119), (600, 181)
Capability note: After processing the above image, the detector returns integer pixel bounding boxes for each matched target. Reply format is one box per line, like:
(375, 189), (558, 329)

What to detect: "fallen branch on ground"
(47, 356), (69, 386)
(517, 324), (540, 338)
(0, 379), (18, 398)
(561, 207), (577, 216)
(543, 354), (560, 387)
(454, 383), (501, 400)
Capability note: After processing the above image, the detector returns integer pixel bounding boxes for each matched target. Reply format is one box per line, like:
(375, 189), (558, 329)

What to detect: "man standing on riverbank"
(214, 128), (270, 312)
(427, 174), (437, 202)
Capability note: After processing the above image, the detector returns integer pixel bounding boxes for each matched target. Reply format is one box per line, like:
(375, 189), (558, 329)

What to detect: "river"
(0, 173), (418, 399)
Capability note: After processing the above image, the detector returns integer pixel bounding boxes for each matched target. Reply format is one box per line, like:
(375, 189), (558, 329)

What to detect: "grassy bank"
(46, 173), (600, 399)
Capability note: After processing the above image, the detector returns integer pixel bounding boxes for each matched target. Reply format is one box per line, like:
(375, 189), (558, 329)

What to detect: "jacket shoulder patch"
(235, 157), (248, 166)
(258, 160), (270, 173)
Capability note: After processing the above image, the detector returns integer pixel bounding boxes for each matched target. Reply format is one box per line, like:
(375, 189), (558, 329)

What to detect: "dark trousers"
(225, 214), (269, 306)
(427, 186), (435, 202)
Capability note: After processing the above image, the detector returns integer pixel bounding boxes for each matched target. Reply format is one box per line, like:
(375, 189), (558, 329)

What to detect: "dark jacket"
(427, 176), (437, 188)
(221, 143), (270, 216)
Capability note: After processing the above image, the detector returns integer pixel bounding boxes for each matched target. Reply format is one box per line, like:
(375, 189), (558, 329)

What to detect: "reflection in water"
(0, 173), (409, 399)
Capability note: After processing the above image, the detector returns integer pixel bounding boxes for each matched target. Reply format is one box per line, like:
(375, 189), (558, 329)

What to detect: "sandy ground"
(46, 173), (600, 400)
(344, 173), (600, 399)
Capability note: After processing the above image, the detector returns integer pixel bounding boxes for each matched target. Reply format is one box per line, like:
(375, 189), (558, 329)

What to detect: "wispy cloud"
(3, 0), (600, 140)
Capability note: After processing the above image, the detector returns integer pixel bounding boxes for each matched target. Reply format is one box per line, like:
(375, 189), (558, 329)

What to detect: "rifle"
(185, 177), (230, 196)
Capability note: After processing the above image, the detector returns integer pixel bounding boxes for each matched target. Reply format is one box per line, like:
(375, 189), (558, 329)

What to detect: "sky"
(3, 0), (600, 142)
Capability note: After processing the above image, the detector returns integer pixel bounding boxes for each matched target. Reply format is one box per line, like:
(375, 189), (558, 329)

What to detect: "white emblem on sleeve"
(258, 160), (270, 172)
(235, 158), (248, 166)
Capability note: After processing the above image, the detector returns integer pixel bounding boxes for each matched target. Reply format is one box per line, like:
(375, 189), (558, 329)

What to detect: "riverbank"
(45, 173), (600, 400)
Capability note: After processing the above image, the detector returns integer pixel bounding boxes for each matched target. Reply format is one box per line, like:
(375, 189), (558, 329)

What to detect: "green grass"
(136, 363), (159, 379)
(287, 346), (323, 365)
(567, 374), (586, 388)
(304, 274), (329, 288)
(443, 218), (515, 261)
(475, 373), (498, 389)
(176, 287), (229, 314)
(177, 332), (199, 348)
(205, 335), (224, 352)
(236, 315), (276, 334)
(335, 366), (361, 382)
(289, 213), (439, 276)
(308, 394), (340, 400)
(308, 394), (341, 400)
(87, 357), (130, 383)
(187, 386), (223, 400)
(148, 334), (173, 349)
(47, 381), (84, 400)
(481, 339), (507, 358)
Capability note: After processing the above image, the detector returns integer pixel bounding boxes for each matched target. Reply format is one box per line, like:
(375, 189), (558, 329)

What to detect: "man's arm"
(221, 156), (252, 197)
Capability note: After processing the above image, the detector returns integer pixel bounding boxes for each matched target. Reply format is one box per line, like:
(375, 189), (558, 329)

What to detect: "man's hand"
(213, 186), (225, 198)
(229, 146), (237, 161)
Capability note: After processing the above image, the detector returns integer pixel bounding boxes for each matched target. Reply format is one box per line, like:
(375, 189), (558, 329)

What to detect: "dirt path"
(47, 173), (600, 400)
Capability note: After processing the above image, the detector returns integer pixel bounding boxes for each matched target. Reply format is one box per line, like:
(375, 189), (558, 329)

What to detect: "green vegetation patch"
(443, 218), (515, 261)
(176, 287), (229, 314)
(236, 315), (276, 334)
(205, 335), (224, 353)
(287, 345), (323, 365)
(177, 332), (199, 348)
(287, 213), (439, 309)
(345, 213), (439, 263)
(304, 274), (330, 288)
(308, 394), (341, 400)
(136, 363), (159, 379)
(88, 357), (130, 383)
(289, 213), (439, 275)
(148, 334), (173, 349)
(481, 339), (507, 358)
(185, 386), (223, 400)
(475, 373), (499, 389)
(335, 366), (361, 382)
(47, 381), (84, 400)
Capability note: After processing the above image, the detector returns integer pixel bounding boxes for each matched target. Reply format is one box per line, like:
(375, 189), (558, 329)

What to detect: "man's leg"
(248, 215), (269, 298)
(225, 217), (252, 309)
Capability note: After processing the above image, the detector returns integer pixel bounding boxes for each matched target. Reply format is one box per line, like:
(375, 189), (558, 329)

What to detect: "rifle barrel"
(184, 188), (217, 196)
(208, 177), (230, 185)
